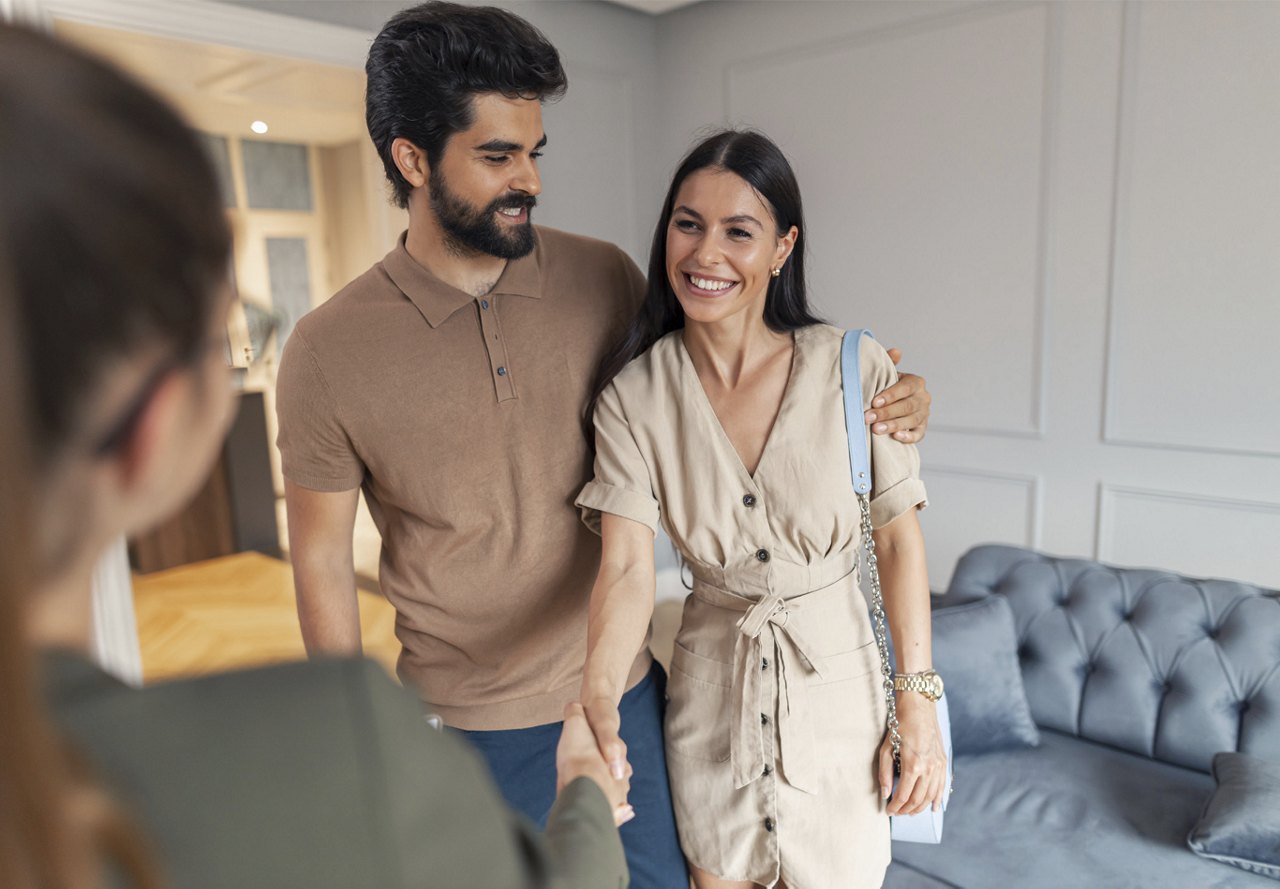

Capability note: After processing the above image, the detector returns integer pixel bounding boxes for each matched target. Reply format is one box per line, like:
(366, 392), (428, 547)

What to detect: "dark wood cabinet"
(129, 390), (280, 574)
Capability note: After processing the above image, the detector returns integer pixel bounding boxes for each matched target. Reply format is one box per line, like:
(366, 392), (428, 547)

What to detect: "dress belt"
(688, 556), (859, 795)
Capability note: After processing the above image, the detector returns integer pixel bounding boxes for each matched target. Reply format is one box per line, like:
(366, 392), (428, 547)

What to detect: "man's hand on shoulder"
(864, 347), (932, 444)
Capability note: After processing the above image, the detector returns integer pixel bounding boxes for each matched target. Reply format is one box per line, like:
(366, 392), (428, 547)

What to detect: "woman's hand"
(878, 693), (947, 816)
(557, 702), (635, 826)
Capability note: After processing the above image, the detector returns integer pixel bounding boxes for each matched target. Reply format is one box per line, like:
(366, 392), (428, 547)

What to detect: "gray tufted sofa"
(883, 544), (1280, 889)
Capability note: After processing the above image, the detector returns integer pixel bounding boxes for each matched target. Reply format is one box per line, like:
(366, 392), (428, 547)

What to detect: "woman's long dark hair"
(584, 129), (826, 443)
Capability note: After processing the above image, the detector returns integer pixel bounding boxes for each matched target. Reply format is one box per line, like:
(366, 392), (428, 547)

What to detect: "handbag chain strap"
(859, 490), (901, 766)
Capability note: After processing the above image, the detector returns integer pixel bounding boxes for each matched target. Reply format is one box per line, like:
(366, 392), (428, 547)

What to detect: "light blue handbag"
(840, 329), (953, 844)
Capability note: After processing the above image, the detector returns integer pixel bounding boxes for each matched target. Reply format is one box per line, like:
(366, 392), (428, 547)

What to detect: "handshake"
(557, 700), (635, 827)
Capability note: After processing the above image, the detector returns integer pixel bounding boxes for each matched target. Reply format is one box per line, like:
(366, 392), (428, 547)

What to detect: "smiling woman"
(586, 128), (823, 438)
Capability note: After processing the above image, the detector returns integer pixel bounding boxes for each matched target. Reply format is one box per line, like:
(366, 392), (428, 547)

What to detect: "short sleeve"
(861, 338), (929, 529)
(275, 329), (365, 492)
(575, 381), (660, 536)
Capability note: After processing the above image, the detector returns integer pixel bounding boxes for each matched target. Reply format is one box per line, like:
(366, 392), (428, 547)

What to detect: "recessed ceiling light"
(250, 120), (269, 135)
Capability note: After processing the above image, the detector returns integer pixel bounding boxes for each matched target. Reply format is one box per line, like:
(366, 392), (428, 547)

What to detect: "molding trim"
(925, 465), (1043, 549)
(1100, 3), (1280, 459)
(724, 2), (1057, 441)
(32, 0), (371, 68)
(1095, 481), (1280, 563)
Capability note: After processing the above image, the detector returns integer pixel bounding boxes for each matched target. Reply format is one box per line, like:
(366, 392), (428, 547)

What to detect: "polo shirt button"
(743, 494), (757, 508)
(480, 299), (490, 310)
(756, 548), (770, 563)
(497, 367), (507, 376)
(764, 817), (775, 832)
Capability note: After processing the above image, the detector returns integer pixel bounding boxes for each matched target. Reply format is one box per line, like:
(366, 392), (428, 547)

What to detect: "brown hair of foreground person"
(0, 21), (231, 889)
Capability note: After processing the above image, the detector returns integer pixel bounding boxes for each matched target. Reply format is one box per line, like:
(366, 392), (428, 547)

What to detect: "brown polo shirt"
(275, 227), (652, 729)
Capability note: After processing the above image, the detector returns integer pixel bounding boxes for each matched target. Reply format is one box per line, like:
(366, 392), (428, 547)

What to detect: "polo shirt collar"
(382, 231), (543, 329)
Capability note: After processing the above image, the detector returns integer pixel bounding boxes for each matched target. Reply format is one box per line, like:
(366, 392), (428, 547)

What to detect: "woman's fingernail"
(873, 423), (888, 434)
(619, 807), (636, 825)
(874, 397), (885, 408)
(865, 412), (877, 423)
(881, 786), (890, 799)
(610, 760), (626, 780)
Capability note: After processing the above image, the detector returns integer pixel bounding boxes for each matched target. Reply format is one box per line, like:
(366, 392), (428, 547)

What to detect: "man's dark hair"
(366, 2), (568, 209)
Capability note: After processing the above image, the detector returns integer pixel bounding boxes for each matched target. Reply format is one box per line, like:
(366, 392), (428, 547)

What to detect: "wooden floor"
(133, 550), (685, 686)
(132, 551), (400, 683)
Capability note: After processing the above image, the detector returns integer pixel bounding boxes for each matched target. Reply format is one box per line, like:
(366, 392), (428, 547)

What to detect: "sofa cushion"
(944, 545), (1280, 773)
(932, 596), (1039, 754)
(1187, 752), (1280, 879)
(889, 730), (1280, 888)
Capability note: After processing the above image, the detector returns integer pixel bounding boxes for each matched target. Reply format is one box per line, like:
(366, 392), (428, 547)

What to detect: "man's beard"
(429, 170), (537, 260)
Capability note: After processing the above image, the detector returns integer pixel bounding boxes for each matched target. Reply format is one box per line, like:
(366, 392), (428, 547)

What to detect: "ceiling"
(54, 19), (367, 146)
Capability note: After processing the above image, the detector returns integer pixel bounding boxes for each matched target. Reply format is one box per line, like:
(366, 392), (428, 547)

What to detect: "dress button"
(761, 713), (770, 726)
(764, 817), (775, 832)
(756, 548), (771, 563)
(497, 367), (507, 376)
(480, 299), (490, 310)
(763, 764), (772, 776)
(762, 657), (769, 671)
(743, 494), (757, 508)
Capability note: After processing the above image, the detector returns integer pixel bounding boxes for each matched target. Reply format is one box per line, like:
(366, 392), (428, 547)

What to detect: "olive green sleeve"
(350, 660), (626, 889)
(543, 777), (629, 889)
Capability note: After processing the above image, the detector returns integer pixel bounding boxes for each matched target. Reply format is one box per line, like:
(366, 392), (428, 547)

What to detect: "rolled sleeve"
(275, 329), (365, 492)
(575, 381), (660, 536)
(863, 338), (929, 529)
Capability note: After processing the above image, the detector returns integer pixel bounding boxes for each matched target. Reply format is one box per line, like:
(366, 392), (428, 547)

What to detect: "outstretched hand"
(557, 702), (635, 826)
(864, 347), (931, 444)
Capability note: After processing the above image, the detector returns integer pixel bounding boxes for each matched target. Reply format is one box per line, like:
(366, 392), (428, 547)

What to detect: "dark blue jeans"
(459, 662), (689, 888)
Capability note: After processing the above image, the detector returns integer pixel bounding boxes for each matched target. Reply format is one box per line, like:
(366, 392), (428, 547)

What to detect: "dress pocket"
(664, 642), (733, 762)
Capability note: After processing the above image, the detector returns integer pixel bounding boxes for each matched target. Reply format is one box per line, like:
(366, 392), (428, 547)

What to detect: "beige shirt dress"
(577, 323), (929, 889)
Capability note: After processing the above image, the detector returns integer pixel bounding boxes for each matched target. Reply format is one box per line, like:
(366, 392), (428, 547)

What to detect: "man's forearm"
(292, 557), (363, 656)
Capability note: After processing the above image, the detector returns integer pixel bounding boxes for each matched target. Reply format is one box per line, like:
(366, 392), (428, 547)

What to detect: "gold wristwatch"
(893, 669), (944, 702)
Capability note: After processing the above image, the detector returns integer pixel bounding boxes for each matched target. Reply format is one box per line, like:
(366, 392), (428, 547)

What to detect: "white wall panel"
(919, 467), (1041, 591)
(727, 4), (1052, 439)
(1097, 484), (1280, 589)
(1104, 2), (1280, 456)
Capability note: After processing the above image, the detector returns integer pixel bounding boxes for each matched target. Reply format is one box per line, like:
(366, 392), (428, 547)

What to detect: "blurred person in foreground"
(0, 23), (628, 889)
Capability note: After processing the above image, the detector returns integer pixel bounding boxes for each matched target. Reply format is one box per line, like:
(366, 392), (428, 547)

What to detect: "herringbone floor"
(132, 551), (400, 683)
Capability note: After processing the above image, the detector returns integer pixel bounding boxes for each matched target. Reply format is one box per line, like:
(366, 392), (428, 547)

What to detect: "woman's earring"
(771, 266), (781, 278)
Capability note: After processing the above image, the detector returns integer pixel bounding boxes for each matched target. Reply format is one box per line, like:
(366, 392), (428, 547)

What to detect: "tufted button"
(1239, 700), (1251, 714)
(1207, 627), (1221, 641)
(756, 548), (771, 563)
(1017, 645), (1030, 660)
(1161, 682), (1172, 695)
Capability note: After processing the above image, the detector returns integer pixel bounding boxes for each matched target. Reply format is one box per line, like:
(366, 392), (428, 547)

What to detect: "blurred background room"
(3, 0), (1275, 695)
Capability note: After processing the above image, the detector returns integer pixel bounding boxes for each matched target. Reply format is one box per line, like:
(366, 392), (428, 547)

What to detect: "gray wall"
(656, 0), (1280, 589)
(227, 0), (1280, 590)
